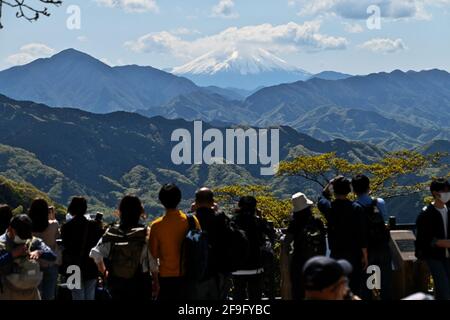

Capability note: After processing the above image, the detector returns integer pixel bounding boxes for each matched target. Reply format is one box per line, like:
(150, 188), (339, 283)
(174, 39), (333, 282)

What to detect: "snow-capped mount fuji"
(172, 47), (312, 90)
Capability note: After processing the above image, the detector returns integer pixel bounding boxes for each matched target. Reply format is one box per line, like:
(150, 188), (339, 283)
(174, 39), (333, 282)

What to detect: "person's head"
(430, 178), (450, 205)
(352, 174), (371, 196)
(291, 192), (313, 214)
(8, 214), (33, 244)
(158, 183), (182, 210)
(238, 196), (257, 214)
(0, 204), (13, 235)
(119, 195), (144, 230)
(194, 187), (215, 210)
(67, 196), (88, 217)
(303, 256), (352, 300)
(28, 198), (49, 233)
(332, 177), (352, 198)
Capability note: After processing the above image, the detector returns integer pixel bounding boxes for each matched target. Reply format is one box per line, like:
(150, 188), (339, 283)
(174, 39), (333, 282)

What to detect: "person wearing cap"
(231, 196), (273, 300)
(0, 214), (56, 300)
(303, 256), (356, 300)
(287, 192), (326, 300)
(318, 176), (368, 296)
(191, 187), (233, 300)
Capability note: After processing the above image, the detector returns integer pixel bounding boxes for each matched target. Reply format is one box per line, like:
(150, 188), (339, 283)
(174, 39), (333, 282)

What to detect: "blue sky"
(0, 0), (449, 74)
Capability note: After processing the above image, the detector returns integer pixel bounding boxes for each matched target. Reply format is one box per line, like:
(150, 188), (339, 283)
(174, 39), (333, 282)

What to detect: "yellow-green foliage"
(278, 150), (445, 199)
(217, 151), (447, 228)
(0, 175), (65, 216)
(214, 185), (292, 228)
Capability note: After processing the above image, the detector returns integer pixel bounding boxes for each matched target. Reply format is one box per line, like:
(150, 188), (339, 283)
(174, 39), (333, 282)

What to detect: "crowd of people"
(0, 175), (449, 301)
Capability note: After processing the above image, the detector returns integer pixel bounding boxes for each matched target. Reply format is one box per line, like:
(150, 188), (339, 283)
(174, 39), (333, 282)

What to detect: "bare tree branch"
(0, 0), (62, 29)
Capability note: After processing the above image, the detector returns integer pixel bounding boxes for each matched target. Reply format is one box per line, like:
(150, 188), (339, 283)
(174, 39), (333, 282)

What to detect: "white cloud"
(124, 21), (348, 60)
(359, 38), (407, 53)
(94, 0), (159, 13)
(211, 0), (239, 19)
(292, 0), (449, 20)
(6, 43), (55, 66)
(343, 22), (364, 33)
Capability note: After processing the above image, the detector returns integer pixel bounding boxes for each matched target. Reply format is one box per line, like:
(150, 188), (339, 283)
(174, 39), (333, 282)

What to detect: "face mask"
(440, 192), (450, 204)
(13, 235), (27, 245)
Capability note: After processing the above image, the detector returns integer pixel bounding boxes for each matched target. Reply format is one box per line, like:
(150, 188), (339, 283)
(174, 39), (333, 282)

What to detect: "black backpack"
(222, 218), (250, 273)
(358, 199), (390, 249)
(181, 215), (209, 282)
(294, 218), (326, 261)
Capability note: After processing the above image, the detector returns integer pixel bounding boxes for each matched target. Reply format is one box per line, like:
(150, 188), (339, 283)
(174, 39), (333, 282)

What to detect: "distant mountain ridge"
(0, 49), (199, 113)
(0, 93), (389, 213)
(1, 49), (450, 150)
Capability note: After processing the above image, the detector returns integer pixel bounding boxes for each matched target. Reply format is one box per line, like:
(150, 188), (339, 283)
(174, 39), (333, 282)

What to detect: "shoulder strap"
(186, 214), (196, 231)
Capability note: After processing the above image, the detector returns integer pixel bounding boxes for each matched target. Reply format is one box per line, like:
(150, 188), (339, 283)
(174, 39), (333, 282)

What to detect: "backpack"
(222, 218), (250, 273)
(294, 218), (326, 261)
(1, 238), (43, 291)
(102, 225), (147, 279)
(181, 215), (209, 282)
(357, 199), (390, 249)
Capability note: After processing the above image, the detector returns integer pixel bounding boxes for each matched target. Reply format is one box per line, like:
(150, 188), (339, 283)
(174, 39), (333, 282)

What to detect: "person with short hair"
(231, 196), (272, 300)
(62, 196), (103, 300)
(149, 184), (200, 300)
(90, 195), (157, 300)
(318, 176), (368, 296)
(28, 198), (61, 300)
(303, 256), (356, 300)
(416, 178), (450, 300)
(352, 174), (392, 300)
(0, 214), (56, 300)
(191, 187), (232, 300)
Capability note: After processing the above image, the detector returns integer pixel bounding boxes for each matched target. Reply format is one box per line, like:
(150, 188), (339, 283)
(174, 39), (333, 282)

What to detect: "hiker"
(318, 176), (368, 296)
(303, 256), (358, 300)
(231, 196), (272, 300)
(191, 187), (235, 300)
(0, 214), (56, 300)
(149, 184), (201, 300)
(90, 195), (157, 300)
(28, 198), (61, 300)
(352, 174), (392, 300)
(416, 178), (450, 300)
(0, 204), (12, 235)
(287, 192), (327, 300)
(61, 197), (104, 300)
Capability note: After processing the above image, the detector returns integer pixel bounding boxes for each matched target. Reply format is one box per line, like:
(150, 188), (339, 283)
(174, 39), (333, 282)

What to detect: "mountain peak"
(171, 47), (312, 89)
(172, 47), (308, 76)
(49, 48), (108, 66)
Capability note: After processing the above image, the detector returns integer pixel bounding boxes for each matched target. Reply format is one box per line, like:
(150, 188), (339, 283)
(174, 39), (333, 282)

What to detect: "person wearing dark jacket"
(352, 174), (392, 300)
(416, 178), (450, 300)
(318, 176), (368, 296)
(231, 196), (272, 300)
(61, 197), (104, 300)
(192, 187), (231, 300)
(288, 192), (326, 300)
